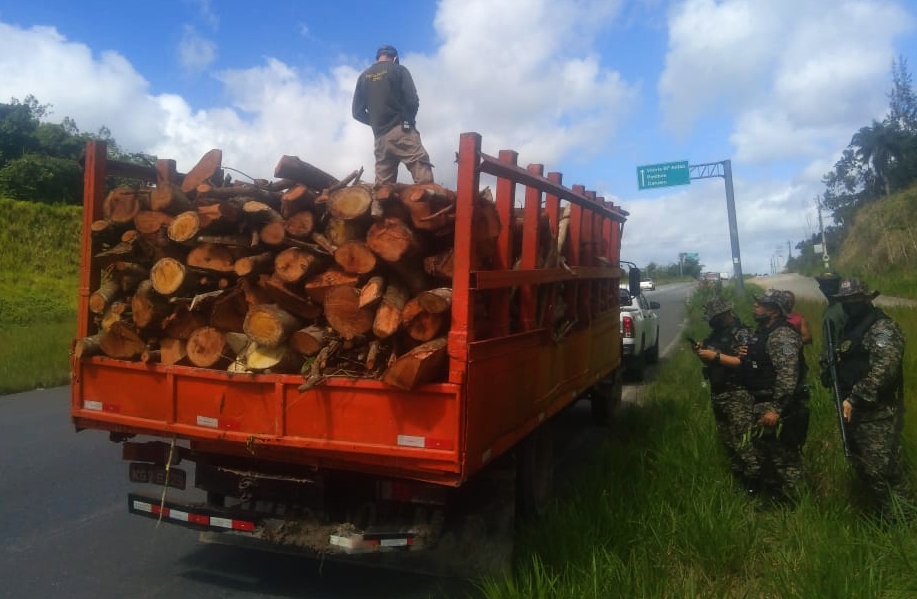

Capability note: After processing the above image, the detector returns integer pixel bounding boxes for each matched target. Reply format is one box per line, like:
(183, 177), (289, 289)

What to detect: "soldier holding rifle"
(821, 278), (907, 517)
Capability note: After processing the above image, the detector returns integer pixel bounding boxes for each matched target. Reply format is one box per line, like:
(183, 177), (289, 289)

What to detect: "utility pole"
(817, 198), (830, 270)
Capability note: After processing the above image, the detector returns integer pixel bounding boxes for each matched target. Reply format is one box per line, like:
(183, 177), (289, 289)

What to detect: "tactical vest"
(741, 319), (806, 395)
(835, 307), (892, 396)
(704, 322), (751, 390)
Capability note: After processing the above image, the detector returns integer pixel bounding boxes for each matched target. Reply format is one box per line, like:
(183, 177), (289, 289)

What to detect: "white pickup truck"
(618, 285), (660, 380)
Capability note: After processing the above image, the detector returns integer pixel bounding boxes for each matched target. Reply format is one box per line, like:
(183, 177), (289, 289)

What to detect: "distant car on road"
(640, 278), (655, 291)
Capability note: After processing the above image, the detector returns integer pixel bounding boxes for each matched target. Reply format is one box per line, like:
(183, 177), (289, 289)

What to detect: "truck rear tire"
(515, 424), (554, 522)
(590, 369), (623, 426)
(646, 330), (660, 364)
(629, 339), (647, 381)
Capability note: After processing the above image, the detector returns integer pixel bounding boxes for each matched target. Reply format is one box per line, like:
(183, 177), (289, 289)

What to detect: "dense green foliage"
(481, 289), (917, 599)
(0, 95), (154, 204)
(791, 57), (917, 279)
(0, 197), (81, 394)
(0, 197), (81, 325)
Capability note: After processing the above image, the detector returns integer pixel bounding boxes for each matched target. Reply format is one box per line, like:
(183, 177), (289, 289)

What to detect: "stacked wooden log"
(77, 150), (500, 391)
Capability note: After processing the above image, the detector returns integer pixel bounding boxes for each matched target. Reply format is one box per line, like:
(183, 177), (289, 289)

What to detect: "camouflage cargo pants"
(752, 403), (805, 500)
(848, 412), (906, 511)
(374, 125), (434, 185)
(711, 389), (758, 483)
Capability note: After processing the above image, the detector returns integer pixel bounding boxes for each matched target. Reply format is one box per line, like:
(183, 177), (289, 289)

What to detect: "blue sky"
(1, 0), (915, 275)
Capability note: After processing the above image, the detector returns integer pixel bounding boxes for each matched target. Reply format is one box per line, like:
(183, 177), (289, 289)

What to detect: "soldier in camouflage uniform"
(694, 297), (757, 493)
(741, 290), (808, 507)
(826, 278), (907, 515)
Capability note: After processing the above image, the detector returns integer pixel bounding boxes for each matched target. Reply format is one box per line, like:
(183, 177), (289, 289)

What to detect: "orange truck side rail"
(71, 133), (627, 488)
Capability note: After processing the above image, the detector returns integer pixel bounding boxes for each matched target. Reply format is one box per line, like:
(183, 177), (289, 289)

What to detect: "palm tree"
(851, 120), (902, 198)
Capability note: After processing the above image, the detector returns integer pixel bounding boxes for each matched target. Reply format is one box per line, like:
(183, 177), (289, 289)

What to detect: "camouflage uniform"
(742, 291), (808, 503)
(829, 279), (907, 513)
(700, 298), (757, 488)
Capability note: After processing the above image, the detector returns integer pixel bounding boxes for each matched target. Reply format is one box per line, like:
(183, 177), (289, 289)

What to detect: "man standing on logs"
(352, 44), (435, 185)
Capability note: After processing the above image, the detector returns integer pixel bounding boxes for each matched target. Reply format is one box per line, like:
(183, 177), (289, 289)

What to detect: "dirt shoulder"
(749, 273), (917, 308)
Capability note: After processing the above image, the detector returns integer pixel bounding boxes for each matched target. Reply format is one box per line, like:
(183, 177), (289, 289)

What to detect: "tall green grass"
(0, 197), (80, 394)
(479, 291), (917, 599)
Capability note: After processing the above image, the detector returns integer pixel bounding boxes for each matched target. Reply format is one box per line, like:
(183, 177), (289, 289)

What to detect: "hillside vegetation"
(834, 183), (917, 298)
(0, 197), (81, 393)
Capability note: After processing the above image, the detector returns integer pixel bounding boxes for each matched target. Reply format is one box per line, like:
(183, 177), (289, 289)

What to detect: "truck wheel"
(646, 330), (660, 364)
(629, 338), (646, 381)
(515, 424), (554, 522)
(591, 369), (623, 426)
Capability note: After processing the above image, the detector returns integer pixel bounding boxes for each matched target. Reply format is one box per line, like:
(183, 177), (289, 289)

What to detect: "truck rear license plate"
(129, 463), (187, 490)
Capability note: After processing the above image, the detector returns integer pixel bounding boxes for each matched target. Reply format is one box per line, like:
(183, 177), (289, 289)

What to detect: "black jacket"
(352, 61), (421, 137)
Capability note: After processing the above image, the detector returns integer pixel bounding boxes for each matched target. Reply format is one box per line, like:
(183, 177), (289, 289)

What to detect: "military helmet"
(376, 44), (399, 59)
(831, 277), (879, 299)
(703, 296), (733, 322)
(754, 289), (789, 315)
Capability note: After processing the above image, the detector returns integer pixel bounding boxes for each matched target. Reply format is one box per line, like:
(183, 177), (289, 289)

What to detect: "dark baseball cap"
(376, 45), (399, 59)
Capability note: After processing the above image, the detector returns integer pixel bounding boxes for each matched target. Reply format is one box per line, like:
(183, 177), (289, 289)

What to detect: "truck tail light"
(622, 316), (634, 338)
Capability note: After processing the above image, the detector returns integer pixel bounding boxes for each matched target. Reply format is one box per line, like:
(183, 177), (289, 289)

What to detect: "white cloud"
(177, 25), (218, 75)
(661, 0), (914, 166)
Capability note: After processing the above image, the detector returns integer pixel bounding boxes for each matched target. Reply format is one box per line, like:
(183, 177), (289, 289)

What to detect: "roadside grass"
(0, 197), (79, 395)
(479, 289), (917, 599)
(0, 321), (74, 394)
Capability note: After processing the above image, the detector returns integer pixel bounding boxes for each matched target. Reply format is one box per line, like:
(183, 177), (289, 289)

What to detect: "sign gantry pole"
(636, 159), (744, 293)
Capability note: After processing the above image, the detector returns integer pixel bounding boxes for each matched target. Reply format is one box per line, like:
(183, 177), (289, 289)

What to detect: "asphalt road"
(750, 273), (917, 308)
(0, 283), (695, 598)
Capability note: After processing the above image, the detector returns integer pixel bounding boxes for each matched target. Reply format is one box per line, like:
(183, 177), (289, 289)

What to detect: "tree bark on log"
(423, 248), (455, 281)
(334, 240), (377, 275)
(181, 149), (223, 194)
(210, 288), (249, 333)
(289, 325), (326, 357)
(103, 187), (149, 225)
(257, 274), (323, 320)
(243, 303), (302, 348)
(159, 337), (188, 366)
(323, 285), (375, 340)
(274, 155), (339, 190)
(151, 182), (193, 215)
(280, 184), (318, 217)
(162, 305), (208, 340)
(381, 337), (448, 390)
(417, 287), (453, 314)
(187, 243), (237, 274)
(303, 268), (361, 304)
(401, 297), (445, 342)
(186, 326), (231, 368)
(100, 321), (146, 360)
(284, 210), (315, 240)
(134, 210), (174, 236)
(131, 279), (171, 330)
(273, 247), (325, 284)
(73, 334), (104, 359)
(89, 280), (122, 315)
(372, 283), (407, 339)
(234, 252), (275, 278)
(359, 276), (385, 309)
(366, 217), (418, 263)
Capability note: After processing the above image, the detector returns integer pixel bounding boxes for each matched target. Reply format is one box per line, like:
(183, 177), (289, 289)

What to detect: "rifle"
(823, 320), (851, 458)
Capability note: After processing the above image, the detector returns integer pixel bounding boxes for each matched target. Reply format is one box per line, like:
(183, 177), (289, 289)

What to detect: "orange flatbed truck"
(71, 132), (631, 575)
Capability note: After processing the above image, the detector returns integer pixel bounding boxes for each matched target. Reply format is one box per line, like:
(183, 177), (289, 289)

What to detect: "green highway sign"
(636, 161), (691, 190)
